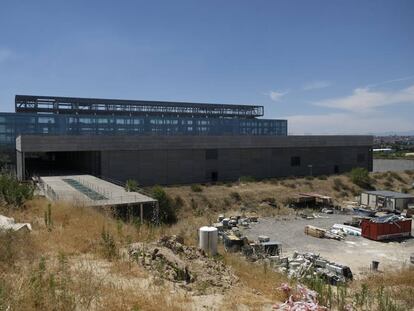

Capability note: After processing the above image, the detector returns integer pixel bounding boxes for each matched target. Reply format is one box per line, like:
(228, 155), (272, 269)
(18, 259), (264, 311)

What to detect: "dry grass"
(356, 267), (414, 308)
(221, 246), (287, 302)
(1, 170), (413, 310)
(164, 171), (414, 220)
(0, 197), (288, 310)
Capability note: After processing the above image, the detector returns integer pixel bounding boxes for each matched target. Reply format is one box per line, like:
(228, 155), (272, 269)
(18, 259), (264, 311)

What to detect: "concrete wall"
(17, 134), (373, 185)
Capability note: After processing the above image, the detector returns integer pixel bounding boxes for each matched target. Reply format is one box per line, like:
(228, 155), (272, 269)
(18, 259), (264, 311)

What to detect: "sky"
(0, 0), (413, 134)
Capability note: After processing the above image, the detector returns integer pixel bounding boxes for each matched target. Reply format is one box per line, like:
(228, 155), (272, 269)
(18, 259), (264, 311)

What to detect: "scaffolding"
(15, 95), (264, 119)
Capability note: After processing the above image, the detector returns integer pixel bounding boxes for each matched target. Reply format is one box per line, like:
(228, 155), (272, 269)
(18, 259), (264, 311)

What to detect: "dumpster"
(361, 215), (412, 241)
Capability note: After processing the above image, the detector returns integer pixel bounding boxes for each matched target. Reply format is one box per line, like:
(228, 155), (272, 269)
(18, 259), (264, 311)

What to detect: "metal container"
(199, 226), (218, 256)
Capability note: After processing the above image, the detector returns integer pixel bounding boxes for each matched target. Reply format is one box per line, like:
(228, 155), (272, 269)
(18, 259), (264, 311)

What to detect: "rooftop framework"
(15, 95), (264, 119)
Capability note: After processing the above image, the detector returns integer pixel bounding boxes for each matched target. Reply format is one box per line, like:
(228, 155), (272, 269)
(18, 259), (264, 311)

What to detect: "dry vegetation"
(1, 170), (413, 310)
(164, 170), (414, 220)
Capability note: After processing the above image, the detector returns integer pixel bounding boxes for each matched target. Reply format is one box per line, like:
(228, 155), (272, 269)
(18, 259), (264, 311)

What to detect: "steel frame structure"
(15, 95), (264, 118)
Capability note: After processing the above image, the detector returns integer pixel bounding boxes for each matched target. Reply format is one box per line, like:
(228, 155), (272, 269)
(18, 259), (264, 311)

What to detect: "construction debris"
(272, 252), (352, 285)
(304, 225), (325, 238)
(128, 235), (237, 294)
(273, 283), (327, 311)
(331, 224), (361, 236)
(0, 215), (32, 232)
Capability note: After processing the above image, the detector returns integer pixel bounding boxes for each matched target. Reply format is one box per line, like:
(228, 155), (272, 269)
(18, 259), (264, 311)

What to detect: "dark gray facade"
(17, 135), (373, 185)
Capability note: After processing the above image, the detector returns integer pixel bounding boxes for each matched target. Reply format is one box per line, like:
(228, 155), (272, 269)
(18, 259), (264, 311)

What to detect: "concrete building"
(1, 95), (373, 185)
(360, 190), (414, 211)
(16, 134), (372, 185)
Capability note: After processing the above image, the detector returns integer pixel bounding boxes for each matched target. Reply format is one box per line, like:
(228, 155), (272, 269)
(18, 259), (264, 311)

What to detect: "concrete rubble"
(215, 213), (353, 285)
(0, 215), (32, 232)
(269, 251), (353, 285)
(128, 235), (237, 295)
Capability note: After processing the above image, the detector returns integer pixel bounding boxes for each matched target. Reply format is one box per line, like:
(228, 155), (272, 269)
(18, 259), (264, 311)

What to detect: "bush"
(305, 176), (314, 181)
(151, 185), (177, 224)
(100, 226), (118, 261)
(317, 175), (327, 180)
(349, 168), (371, 188)
(0, 174), (34, 208)
(125, 179), (139, 192)
(190, 184), (203, 192)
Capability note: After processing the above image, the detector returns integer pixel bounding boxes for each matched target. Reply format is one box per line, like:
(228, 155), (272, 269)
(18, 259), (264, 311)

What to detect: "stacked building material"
(304, 225), (326, 238)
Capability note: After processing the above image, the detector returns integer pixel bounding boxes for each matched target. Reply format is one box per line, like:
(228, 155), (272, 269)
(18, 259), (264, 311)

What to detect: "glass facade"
(0, 112), (288, 150)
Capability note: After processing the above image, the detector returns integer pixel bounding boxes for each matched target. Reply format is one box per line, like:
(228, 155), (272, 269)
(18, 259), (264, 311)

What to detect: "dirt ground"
(241, 213), (414, 277)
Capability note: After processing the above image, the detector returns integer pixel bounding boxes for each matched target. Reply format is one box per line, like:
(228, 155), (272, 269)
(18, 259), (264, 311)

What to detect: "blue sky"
(0, 0), (413, 134)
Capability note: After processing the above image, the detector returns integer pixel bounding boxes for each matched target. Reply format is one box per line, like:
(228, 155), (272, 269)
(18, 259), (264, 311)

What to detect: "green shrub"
(190, 184), (203, 192)
(305, 175), (314, 181)
(0, 174), (34, 208)
(317, 175), (327, 180)
(151, 185), (177, 224)
(100, 226), (118, 260)
(349, 168), (371, 188)
(44, 204), (53, 232)
(125, 179), (139, 192)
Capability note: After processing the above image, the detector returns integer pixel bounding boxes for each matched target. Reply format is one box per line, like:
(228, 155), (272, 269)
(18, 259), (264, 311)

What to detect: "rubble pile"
(0, 215), (32, 232)
(304, 223), (361, 241)
(273, 283), (328, 311)
(128, 235), (237, 294)
(267, 251), (352, 285)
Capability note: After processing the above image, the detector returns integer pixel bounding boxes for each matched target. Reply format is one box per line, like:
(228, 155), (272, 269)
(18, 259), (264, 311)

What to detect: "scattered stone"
(129, 235), (238, 295)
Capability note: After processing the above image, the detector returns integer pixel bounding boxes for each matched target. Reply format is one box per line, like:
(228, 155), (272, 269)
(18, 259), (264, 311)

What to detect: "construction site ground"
(241, 213), (414, 277)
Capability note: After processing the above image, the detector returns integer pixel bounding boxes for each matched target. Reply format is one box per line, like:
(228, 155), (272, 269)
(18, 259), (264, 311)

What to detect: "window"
(357, 153), (365, 162)
(205, 149), (218, 160)
(291, 156), (301, 167)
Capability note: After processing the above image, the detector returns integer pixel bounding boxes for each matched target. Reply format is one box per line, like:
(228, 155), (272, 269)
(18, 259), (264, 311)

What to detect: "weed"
(190, 184), (203, 192)
(44, 203), (53, 231)
(100, 226), (118, 260)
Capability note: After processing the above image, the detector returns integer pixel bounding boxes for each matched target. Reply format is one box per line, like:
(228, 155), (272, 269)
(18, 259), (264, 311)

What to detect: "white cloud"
(303, 80), (331, 91)
(267, 90), (288, 102)
(0, 48), (12, 63)
(314, 84), (414, 112)
(287, 112), (413, 135)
